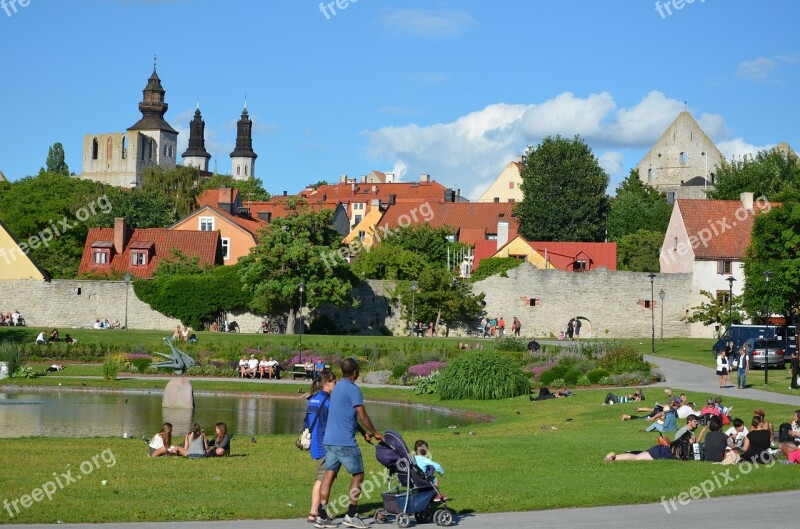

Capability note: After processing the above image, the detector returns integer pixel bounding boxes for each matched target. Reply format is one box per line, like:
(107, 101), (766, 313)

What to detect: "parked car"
(749, 339), (785, 369)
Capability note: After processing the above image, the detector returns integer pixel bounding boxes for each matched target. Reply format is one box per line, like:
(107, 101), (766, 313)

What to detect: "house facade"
(477, 161), (523, 203)
(0, 219), (50, 280)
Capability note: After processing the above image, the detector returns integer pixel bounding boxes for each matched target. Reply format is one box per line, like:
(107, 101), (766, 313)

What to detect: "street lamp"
(659, 289), (665, 341)
(410, 281), (418, 337)
(297, 282), (306, 363)
(764, 270), (772, 385)
(726, 276), (736, 332)
(124, 273), (131, 331)
(648, 273), (656, 354)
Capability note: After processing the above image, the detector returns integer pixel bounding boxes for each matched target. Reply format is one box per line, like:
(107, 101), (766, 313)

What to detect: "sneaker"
(315, 516), (338, 528)
(342, 514), (368, 529)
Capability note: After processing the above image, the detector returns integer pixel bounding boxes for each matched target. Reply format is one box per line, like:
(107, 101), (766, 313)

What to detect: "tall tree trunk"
(286, 307), (297, 335)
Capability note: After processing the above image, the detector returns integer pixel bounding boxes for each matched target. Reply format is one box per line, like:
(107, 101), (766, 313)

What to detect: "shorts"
(716, 369), (728, 375)
(789, 450), (800, 464)
(324, 445), (364, 475)
(314, 457), (327, 481)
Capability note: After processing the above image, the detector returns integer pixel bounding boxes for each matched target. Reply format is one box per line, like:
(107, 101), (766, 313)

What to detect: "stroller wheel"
(374, 509), (388, 525)
(434, 509), (454, 526)
(415, 508), (434, 524)
(396, 513), (411, 528)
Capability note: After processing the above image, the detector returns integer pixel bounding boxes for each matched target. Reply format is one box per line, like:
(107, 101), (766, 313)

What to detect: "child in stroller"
(413, 440), (447, 502)
(374, 430), (454, 527)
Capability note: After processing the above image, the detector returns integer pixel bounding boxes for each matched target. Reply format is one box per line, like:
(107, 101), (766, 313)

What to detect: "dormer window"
(90, 240), (114, 266)
(131, 251), (147, 266)
(573, 260), (588, 272)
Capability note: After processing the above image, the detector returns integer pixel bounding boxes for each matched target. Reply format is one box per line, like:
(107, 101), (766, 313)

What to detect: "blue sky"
(0, 0), (797, 199)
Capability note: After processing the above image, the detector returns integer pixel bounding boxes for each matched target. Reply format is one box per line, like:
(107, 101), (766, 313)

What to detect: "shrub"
(549, 378), (565, 388)
(470, 257), (523, 282)
(11, 366), (36, 379)
(103, 355), (123, 381)
(493, 337), (528, 352)
(391, 364), (409, 379)
(128, 353), (152, 373)
(562, 369), (581, 386)
(539, 365), (568, 386)
(413, 371), (440, 395)
(438, 350), (529, 400)
(599, 345), (650, 374)
(587, 368), (610, 384)
(577, 374), (591, 387)
(408, 361), (445, 378)
(0, 341), (24, 377)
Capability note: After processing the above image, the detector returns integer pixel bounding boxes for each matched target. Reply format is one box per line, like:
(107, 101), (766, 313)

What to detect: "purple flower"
(408, 361), (445, 378)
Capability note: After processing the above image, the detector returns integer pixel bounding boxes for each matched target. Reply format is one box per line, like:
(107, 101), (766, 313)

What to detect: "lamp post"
(764, 270), (772, 385)
(298, 282), (305, 363)
(659, 288), (665, 341)
(410, 281), (417, 337)
(124, 273), (131, 331)
(648, 273), (656, 354)
(726, 276), (736, 332)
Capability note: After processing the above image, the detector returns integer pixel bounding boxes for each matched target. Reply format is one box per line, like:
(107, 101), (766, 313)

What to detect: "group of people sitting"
(238, 353), (281, 379)
(149, 421), (230, 458)
(93, 318), (121, 330)
(0, 310), (23, 326)
(35, 329), (75, 345)
(172, 325), (197, 343)
(606, 387), (800, 464)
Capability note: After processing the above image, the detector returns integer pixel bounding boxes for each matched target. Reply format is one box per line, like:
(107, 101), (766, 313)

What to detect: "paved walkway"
(10, 353), (800, 528)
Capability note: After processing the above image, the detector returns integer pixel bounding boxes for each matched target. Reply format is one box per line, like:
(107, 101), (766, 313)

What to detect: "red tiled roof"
(472, 240), (499, 269)
(298, 181), (448, 205)
(197, 188), (238, 209)
(525, 241), (617, 270)
(675, 199), (774, 259)
(375, 202), (518, 245)
(78, 227), (221, 278)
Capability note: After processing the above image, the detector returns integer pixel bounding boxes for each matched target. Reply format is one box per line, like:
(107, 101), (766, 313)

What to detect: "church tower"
(229, 102), (257, 180)
(182, 104), (211, 172)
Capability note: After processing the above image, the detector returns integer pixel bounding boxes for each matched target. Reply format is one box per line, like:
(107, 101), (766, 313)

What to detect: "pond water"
(0, 390), (488, 438)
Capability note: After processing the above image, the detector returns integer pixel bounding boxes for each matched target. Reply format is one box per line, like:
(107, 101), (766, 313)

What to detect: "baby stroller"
(374, 430), (454, 527)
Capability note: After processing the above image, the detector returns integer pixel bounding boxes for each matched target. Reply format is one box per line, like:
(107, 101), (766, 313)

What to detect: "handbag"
(296, 393), (329, 451)
(731, 358), (738, 369)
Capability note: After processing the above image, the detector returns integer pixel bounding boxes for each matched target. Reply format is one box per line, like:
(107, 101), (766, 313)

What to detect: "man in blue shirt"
(316, 358), (382, 529)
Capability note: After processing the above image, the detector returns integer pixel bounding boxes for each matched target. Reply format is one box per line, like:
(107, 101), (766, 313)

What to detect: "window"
(680, 152), (687, 164)
(717, 260), (732, 275)
(244, 164), (248, 176)
(92, 250), (108, 265)
(131, 251), (147, 266)
(716, 290), (731, 306)
(106, 138), (113, 160)
(494, 197), (500, 203)
(353, 203), (364, 211)
(710, 172), (716, 184)
(648, 168), (653, 181)
(529, 298), (539, 307)
(644, 300), (652, 309)
(221, 238), (231, 260)
(121, 137), (127, 159)
(149, 138), (155, 160)
(508, 181), (515, 189)
(354, 215), (362, 224)
(92, 138), (99, 160)
(666, 191), (675, 204)
(199, 217), (215, 231)
(573, 260), (588, 271)
(236, 165), (241, 176)
(358, 230), (366, 241)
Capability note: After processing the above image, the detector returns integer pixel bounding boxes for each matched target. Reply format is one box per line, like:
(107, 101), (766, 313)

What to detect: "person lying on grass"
(604, 432), (691, 461)
(603, 389), (644, 405)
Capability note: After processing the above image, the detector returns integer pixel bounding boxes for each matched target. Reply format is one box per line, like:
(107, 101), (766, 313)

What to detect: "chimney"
(740, 192), (754, 211)
(385, 173), (395, 183)
(340, 174), (347, 183)
(516, 155), (524, 163)
(420, 174), (431, 183)
(371, 185), (378, 194)
(114, 217), (129, 254)
(389, 194), (396, 205)
(497, 221), (509, 251)
(371, 198), (380, 207)
(361, 175), (367, 183)
(444, 189), (456, 202)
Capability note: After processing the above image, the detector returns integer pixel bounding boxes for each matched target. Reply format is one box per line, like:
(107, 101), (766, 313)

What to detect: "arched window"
(236, 165), (240, 176)
(106, 137), (113, 160)
(92, 138), (99, 160)
(121, 137), (127, 159)
(244, 164), (248, 176)
(648, 168), (653, 182)
(149, 138), (156, 160)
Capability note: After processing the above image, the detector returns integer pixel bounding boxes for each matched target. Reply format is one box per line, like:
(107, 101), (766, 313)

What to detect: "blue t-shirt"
(304, 390), (331, 460)
(323, 378), (363, 447)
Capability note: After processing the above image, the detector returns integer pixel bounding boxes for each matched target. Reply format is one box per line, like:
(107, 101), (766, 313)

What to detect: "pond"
(0, 389), (489, 438)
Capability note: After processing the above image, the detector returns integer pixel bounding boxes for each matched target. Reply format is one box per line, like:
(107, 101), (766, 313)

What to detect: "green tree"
(616, 229), (664, 272)
(742, 191), (800, 321)
(0, 172), (106, 278)
(707, 148), (800, 200)
(686, 290), (745, 336)
(351, 243), (427, 280)
(470, 257), (523, 282)
(200, 174), (271, 201)
(516, 135), (609, 241)
(90, 187), (177, 228)
(43, 142), (70, 176)
(390, 224), (455, 267)
(397, 267), (485, 334)
(142, 166), (199, 218)
(607, 170), (671, 241)
(308, 180), (329, 190)
(238, 209), (357, 334)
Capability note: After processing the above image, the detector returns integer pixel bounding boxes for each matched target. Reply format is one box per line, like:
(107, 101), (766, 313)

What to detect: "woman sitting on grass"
(149, 423), (185, 457)
(604, 432), (690, 461)
(205, 422), (230, 457)
(183, 423), (208, 458)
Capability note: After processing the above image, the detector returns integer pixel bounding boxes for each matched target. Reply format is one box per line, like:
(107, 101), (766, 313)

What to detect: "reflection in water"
(0, 390), (488, 438)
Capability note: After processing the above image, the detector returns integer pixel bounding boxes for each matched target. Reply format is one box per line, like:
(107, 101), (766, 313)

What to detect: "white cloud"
(366, 91), (741, 199)
(736, 57), (777, 82)
(598, 151), (625, 175)
(378, 8), (477, 37)
(717, 138), (774, 161)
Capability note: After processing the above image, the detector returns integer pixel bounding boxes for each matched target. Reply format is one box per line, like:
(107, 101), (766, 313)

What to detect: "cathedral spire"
(230, 103), (257, 180)
(181, 105), (211, 171)
(127, 64), (177, 134)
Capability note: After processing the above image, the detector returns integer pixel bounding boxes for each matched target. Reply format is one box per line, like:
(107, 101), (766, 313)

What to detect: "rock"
(363, 370), (391, 385)
(162, 378), (194, 409)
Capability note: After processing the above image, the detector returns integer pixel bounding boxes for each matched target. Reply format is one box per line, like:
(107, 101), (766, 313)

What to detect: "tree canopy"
(141, 166), (199, 219)
(707, 147), (800, 200)
(238, 208), (357, 333)
(616, 229), (663, 273)
(516, 135), (609, 242)
(90, 187), (177, 228)
(43, 142), (70, 176)
(686, 290), (745, 335)
(743, 190), (800, 321)
(199, 174), (271, 201)
(607, 169), (671, 241)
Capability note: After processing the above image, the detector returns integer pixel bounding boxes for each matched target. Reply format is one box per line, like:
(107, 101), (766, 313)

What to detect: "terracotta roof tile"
(298, 181), (448, 204)
(676, 199), (773, 259)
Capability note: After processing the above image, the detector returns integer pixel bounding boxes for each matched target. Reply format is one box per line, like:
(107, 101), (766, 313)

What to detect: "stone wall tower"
(181, 105), (211, 171)
(230, 102), (257, 180)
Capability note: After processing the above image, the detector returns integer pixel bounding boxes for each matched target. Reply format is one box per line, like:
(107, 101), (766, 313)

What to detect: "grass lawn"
(1, 377), (799, 523)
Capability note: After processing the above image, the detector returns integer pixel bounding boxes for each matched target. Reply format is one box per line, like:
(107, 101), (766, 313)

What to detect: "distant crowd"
(0, 310), (25, 326)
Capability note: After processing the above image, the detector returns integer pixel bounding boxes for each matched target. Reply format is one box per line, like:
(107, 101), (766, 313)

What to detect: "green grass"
(0, 379), (799, 523)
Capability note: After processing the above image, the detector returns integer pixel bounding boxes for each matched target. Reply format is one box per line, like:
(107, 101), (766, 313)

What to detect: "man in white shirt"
(11, 310), (20, 326)
(247, 354), (259, 378)
(676, 402), (696, 419)
(724, 418), (749, 451)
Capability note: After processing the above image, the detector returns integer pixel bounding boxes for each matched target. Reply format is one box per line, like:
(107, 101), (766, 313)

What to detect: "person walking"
(316, 358), (382, 529)
(566, 318), (574, 341)
(574, 318), (582, 341)
(737, 344), (750, 389)
(790, 350), (799, 390)
(305, 369), (337, 524)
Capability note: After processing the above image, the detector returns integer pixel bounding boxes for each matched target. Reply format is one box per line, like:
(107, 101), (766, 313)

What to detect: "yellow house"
(0, 220), (50, 280)
(342, 206), (386, 250)
(491, 236), (556, 269)
(477, 161), (523, 203)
